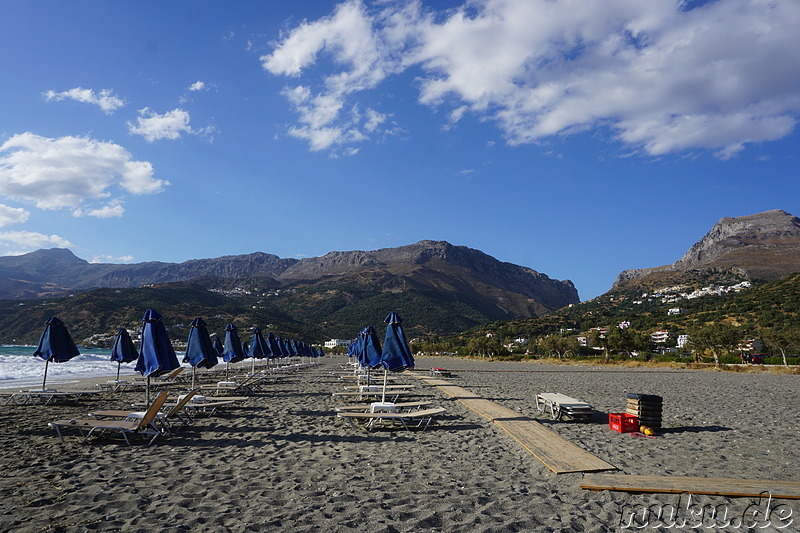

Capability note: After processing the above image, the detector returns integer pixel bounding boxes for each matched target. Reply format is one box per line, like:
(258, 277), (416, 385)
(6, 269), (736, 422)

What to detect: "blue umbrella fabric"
(33, 316), (81, 390)
(135, 309), (181, 403)
(380, 312), (414, 372)
(222, 324), (246, 364)
(266, 332), (282, 360)
(135, 309), (180, 378)
(358, 326), (383, 369)
(185, 318), (219, 389)
(211, 334), (224, 356)
(185, 318), (219, 369)
(347, 336), (360, 364)
(248, 327), (270, 373)
(248, 328), (270, 359)
(109, 327), (138, 382)
(378, 312), (414, 402)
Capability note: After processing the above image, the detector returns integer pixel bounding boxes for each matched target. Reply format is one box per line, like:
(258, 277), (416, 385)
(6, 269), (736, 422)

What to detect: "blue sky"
(1, 0), (799, 301)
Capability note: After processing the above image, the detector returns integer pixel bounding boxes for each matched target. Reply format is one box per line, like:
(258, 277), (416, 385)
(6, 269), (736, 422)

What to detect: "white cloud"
(72, 200), (125, 218)
(44, 87), (125, 114)
(128, 107), (215, 142)
(128, 108), (193, 142)
(0, 204), (29, 228)
(263, 0), (800, 158)
(263, 1), (405, 153)
(0, 230), (75, 251)
(188, 81), (206, 91)
(89, 254), (135, 263)
(0, 132), (167, 213)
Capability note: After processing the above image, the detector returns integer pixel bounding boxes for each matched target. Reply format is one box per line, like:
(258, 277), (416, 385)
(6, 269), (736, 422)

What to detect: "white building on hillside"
(324, 339), (351, 349)
(651, 330), (671, 344)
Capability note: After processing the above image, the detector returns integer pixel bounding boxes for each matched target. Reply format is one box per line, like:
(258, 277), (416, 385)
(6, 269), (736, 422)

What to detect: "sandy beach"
(1, 356), (798, 532)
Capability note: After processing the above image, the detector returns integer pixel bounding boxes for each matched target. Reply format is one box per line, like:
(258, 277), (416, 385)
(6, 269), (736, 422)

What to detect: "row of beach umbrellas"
(32, 310), (324, 402)
(347, 312), (415, 403)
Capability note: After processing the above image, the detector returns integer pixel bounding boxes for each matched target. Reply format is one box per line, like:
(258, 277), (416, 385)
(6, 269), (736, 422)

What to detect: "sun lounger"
(48, 390), (169, 445)
(96, 380), (139, 392)
(331, 390), (412, 402)
(168, 393), (239, 417)
(536, 393), (594, 420)
(429, 367), (451, 377)
(1, 389), (101, 406)
(337, 407), (446, 431)
(199, 373), (278, 395)
(342, 384), (414, 391)
(334, 400), (432, 412)
(133, 367), (184, 383)
(88, 390), (198, 433)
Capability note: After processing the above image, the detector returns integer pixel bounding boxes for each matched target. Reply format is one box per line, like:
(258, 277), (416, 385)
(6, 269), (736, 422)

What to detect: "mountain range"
(3, 209), (800, 345)
(0, 240), (579, 343)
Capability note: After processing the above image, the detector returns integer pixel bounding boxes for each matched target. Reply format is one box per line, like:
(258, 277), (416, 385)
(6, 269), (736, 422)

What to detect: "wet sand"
(0, 356), (797, 532)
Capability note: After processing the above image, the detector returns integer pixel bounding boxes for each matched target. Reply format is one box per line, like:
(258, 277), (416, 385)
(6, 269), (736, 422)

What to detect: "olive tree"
(687, 323), (740, 366)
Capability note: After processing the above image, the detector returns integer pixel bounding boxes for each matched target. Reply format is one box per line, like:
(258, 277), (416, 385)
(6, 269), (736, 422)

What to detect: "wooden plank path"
(581, 473), (800, 500)
(411, 374), (616, 474)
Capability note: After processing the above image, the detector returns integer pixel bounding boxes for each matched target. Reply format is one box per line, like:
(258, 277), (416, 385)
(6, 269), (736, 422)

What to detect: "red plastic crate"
(609, 413), (638, 433)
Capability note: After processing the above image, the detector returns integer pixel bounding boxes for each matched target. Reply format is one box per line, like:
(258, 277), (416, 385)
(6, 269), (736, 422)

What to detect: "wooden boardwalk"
(413, 374), (616, 475)
(581, 473), (800, 500)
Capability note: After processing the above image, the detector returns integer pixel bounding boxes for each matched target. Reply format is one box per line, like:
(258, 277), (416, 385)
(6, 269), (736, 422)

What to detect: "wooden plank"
(409, 373), (615, 474)
(581, 473), (800, 500)
(498, 419), (616, 474)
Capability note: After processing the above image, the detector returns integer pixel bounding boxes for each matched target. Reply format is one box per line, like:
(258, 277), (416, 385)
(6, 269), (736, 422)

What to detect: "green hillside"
(419, 273), (800, 364)
(0, 277), (508, 346)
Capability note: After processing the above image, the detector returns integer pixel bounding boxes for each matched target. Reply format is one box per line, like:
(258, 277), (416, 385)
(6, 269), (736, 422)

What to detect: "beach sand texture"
(1, 357), (798, 532)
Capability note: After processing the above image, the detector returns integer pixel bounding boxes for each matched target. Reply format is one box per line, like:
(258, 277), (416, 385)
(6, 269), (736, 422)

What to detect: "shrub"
(652, 355), (682, 363)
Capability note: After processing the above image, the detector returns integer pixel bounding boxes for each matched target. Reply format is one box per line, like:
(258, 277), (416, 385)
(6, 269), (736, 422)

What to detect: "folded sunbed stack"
(625, 393), (662, 429)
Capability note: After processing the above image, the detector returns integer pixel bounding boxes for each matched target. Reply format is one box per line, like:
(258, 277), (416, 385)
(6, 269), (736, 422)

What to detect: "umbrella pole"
(382, 368), (388, 403)
(251, 357), (255, 375)
(42, 359), (49, 391)
(226, 362), (230, 381)
(192, 366), (196, 390)
(146, 375), (151, 405)
(116, 361), (121, 382)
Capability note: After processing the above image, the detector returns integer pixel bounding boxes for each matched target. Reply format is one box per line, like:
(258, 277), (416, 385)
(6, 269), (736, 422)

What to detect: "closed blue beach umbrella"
(109, 327), (138, 382)
(33, 316), (81, 391)
(184, 318), (219, 388)
(135, 309), (180, 403)
(222, 324), (246, 363)
(211, 334), (224, 356)
(248, 327), (270, 374)
(379, 312), (415, 402)
(281, 337), (292, 360)
(347, 337), (360, 365)
(222, 323), (246, 379)
(266, 332), (282, 359)
(358, 326), (383, 369)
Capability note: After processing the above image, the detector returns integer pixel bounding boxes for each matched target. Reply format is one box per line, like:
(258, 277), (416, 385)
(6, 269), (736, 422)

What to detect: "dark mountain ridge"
(0, 241), (578, 342)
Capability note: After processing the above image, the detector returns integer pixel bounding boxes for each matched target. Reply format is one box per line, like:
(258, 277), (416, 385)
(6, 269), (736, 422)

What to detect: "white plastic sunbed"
(535, 393), (594, 421)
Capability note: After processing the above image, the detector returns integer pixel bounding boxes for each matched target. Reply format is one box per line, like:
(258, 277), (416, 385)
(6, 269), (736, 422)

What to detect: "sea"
(0, 345), (146, 390)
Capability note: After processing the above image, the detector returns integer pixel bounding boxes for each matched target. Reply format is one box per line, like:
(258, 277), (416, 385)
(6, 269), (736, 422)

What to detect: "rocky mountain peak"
(613, 209), (800, 289)
(675, 209), (800, 267)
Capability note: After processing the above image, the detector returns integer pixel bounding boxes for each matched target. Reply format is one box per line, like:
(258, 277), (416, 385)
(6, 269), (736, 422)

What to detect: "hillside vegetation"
(415, 272), (800, 365)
